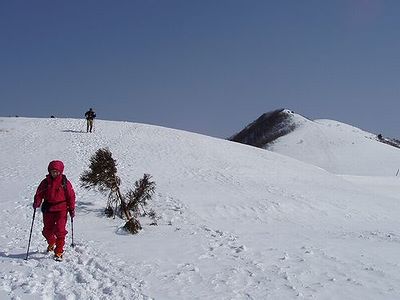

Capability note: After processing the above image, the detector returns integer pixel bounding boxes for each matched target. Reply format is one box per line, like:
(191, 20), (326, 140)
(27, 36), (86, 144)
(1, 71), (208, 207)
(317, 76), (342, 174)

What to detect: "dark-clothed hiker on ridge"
(84, 108), (96, 133)
(33, 160), (76, 261)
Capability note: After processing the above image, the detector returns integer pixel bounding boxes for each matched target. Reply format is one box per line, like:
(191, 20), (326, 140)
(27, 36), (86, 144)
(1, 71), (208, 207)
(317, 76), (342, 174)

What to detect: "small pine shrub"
(80, 148), (141, 234)
(126, 174), (156, 216)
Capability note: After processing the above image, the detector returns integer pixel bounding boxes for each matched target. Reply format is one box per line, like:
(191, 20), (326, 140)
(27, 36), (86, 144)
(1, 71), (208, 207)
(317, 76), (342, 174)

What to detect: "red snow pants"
(42, 211), (68, 254)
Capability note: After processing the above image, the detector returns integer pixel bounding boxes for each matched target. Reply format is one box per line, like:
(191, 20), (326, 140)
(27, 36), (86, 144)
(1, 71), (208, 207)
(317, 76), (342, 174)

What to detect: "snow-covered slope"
(267, 113), (400, 176)
(1, 117), (400, 299)
(231, 109), (400, 176)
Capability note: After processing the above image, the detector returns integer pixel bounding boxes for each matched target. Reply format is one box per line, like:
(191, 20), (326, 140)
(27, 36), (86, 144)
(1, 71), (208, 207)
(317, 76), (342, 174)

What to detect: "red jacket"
(34, 175), (76, 212)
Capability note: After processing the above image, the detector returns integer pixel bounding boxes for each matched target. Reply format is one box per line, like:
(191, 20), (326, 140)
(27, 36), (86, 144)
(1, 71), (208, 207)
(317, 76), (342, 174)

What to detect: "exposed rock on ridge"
(229, 109), (298, 148)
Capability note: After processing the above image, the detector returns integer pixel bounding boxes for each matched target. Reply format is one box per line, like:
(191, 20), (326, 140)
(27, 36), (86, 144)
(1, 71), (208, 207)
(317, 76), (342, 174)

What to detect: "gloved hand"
(69, 209), (75, 218)
(33, 202), (40, 209)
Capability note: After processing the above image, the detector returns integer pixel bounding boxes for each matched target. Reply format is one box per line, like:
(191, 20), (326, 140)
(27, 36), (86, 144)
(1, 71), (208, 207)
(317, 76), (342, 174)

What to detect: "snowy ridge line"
(1, 117), (400, 299)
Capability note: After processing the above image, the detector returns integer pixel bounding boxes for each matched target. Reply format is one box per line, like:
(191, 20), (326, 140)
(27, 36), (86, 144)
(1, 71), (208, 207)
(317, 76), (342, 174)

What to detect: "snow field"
(1, 117), (400, 299)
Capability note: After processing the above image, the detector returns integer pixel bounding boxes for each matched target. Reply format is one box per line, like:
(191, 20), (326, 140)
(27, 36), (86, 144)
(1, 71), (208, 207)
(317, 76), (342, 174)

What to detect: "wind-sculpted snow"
(1, 117), (400, 299)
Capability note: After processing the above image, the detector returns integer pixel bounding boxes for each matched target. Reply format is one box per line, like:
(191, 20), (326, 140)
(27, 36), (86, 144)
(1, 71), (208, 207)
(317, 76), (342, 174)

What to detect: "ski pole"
(70, 216), (75, 247)
(25, 208), (37, 260)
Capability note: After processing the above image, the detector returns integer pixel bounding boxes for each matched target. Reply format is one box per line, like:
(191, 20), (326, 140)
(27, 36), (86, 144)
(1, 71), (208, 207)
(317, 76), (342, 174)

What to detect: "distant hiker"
(84, 108), (96, 132)
(33, 160), (76, 261)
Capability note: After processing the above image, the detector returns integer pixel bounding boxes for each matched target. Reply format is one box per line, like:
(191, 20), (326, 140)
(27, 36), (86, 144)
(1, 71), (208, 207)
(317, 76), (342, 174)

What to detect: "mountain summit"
(229, 109), (301, 147)
(230, 109), (400, 176)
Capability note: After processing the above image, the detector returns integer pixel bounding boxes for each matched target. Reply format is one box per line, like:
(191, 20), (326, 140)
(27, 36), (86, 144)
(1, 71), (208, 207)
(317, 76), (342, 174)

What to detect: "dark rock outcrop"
(229, 109), (297, 148)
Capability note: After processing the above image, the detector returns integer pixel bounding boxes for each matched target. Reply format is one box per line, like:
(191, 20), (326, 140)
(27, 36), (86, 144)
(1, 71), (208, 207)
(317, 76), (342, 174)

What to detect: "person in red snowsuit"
(33, 160), (76, 259)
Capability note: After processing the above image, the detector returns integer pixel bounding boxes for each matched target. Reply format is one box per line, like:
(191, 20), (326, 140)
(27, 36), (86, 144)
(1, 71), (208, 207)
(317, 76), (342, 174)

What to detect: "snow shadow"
(62, 130), (86, 133)
(77, 201), (104, 215)
(0, 251), (43, 261)
(76, 201), (118, 219)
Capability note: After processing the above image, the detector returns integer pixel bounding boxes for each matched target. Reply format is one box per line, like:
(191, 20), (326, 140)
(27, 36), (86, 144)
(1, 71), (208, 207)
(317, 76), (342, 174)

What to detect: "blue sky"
(1, 0), (400, 138)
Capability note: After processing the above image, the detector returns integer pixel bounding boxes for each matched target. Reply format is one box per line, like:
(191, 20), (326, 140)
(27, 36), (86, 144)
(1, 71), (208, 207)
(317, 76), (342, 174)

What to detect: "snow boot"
(54, 252), (63, 262)
(47, 244), (55, 252)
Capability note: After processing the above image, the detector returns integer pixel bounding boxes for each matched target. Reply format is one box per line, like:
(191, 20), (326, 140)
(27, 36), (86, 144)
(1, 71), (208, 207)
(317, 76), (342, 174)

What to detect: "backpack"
(41, 175), (69, 213)
(85, 110), (96, 120)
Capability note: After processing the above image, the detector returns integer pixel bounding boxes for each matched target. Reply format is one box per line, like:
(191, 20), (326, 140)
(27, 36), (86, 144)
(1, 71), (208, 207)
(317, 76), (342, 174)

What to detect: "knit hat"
(48, 160), (64, 173)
